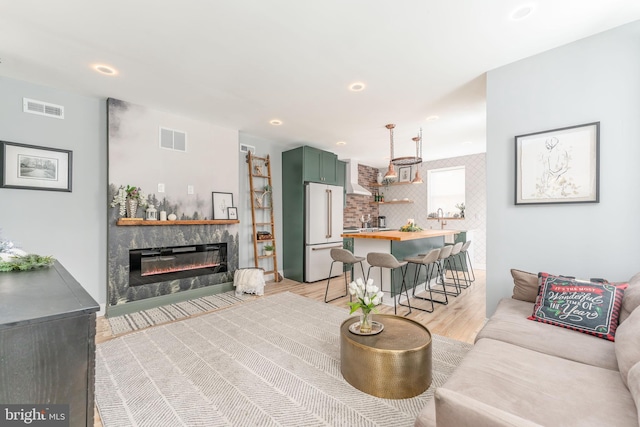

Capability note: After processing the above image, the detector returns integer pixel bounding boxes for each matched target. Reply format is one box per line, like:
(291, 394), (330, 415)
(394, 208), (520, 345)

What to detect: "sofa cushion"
(620, 272), (640, 323)
(437, 338), (638, 427)
(528, 272), (627, 341)
(615, 306), (640, 387)
(477, 298), (618, 370)
(510, 269), (538, 303)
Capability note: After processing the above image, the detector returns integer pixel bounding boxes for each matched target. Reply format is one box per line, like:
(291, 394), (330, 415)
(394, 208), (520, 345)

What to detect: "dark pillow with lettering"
(528, 272), (628, 341)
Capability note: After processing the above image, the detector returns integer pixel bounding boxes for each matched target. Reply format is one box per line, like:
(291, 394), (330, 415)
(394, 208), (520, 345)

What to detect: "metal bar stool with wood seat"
(324, 248), (366, 303)
(399, 248), (443, 312)
(366, 252), (412, 316)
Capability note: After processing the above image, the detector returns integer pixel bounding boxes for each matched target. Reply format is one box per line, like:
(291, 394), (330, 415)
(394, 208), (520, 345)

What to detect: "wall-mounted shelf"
(426, 217), (464, 221)
(371, 181), (421, 187)
(370, 200), (414, 205)
(117, 219), (240, 226)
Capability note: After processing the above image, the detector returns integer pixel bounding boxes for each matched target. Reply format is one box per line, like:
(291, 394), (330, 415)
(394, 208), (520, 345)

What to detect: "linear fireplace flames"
(129, 243), (227, 286)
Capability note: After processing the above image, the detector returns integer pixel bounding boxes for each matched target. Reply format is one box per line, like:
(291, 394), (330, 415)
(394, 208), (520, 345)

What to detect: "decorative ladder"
(246, 152), (281, 281)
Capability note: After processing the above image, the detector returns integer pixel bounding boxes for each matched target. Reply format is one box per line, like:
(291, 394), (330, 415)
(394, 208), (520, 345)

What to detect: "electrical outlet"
(187, 185), (194, 195)
(158, 183), (165, 193)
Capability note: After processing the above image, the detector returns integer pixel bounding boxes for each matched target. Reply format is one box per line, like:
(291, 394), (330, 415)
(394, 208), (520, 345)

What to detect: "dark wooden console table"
(0, 261), (99, 426)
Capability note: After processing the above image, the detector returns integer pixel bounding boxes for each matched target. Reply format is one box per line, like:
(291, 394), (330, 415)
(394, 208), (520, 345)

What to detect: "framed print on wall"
(398, 166), (411, 183)
(0, 141), (72, 192)
(515, 122), (599, 205)
(212, 192), (234, 219)
(227, 206), (238, 220)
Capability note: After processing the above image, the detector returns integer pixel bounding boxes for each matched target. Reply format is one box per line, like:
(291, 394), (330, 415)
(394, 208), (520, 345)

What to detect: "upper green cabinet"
(303, 146), (339, 184)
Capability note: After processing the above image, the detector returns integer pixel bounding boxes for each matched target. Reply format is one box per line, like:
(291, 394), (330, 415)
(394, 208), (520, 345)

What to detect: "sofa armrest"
(435, 388), (543, 427)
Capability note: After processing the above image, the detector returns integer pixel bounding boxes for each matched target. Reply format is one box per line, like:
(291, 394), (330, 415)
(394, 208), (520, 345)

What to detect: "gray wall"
(0, 76), (107, 305)
(486, 21), (640, 316)
(237, 134), (288, 278)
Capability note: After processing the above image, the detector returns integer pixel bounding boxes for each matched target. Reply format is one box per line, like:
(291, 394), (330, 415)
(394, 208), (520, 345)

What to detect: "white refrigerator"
(304, 182), (344, 282)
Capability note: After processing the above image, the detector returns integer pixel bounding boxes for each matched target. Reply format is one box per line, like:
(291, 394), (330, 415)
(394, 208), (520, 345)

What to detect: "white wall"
(0, 76), (107, 304)
(486, 21), (640, 316)
(378, 153), (487, 267)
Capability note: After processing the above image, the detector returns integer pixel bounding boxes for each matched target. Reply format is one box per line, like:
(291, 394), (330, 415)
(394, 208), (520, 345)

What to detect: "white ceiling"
(2, 1), (640, 167)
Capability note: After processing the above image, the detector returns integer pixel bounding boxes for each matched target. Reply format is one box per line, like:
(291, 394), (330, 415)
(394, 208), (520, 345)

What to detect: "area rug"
(95, 292), (472, 426)
(107, 290), (251, 335)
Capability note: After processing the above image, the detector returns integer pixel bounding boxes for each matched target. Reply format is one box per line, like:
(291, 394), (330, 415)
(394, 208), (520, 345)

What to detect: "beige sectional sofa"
(416, 271), (640, 427)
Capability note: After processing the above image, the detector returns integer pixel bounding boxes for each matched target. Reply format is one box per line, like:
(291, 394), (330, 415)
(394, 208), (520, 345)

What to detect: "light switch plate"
(187, 185), (194, 195)
(158, 183), (165, 193)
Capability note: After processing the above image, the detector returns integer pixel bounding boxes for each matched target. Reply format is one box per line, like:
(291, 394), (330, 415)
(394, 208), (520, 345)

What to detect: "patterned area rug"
(95, 292), (472, 426)
(107, 290), (251, 335)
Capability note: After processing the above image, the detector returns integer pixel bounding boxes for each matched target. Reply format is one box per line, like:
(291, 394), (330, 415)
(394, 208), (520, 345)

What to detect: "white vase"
(376, 172), (383, 184)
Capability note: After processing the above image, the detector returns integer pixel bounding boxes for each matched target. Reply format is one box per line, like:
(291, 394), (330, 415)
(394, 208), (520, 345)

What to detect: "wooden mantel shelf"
(117, 219), (240, 226)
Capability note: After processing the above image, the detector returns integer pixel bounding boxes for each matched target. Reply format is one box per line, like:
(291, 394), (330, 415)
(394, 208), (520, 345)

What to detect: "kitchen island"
(341, 229), (460, 308)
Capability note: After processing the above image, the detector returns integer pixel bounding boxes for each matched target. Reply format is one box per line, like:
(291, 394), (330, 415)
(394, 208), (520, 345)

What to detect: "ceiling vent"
(23, 98), (64, 119)
(159, 127), (187, 152)
(345, 159), (372, 196)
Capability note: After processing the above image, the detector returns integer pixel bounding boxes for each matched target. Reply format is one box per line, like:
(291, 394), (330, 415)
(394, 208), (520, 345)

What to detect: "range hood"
(344, 159), (372, 196)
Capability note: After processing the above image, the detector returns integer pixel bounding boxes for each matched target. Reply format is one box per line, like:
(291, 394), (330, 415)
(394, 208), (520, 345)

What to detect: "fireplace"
(129, 243), (227, 286)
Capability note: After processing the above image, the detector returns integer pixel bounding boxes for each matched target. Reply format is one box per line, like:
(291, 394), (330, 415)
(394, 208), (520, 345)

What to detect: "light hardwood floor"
(94, 269), (486, 426)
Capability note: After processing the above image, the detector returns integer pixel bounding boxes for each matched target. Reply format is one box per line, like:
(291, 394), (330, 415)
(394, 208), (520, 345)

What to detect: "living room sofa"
(416, 271), (640, 427)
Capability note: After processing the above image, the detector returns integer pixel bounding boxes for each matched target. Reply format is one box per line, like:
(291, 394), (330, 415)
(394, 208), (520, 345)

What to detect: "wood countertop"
(341, 229), (459, 241)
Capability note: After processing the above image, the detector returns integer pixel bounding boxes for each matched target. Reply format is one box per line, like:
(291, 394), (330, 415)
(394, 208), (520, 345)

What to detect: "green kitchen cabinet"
(303, 146), (339, 184)
(282, 146), (345, 282)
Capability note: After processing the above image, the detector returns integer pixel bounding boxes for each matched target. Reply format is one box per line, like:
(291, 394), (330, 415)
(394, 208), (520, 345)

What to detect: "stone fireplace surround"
(107, 208), (238, 315)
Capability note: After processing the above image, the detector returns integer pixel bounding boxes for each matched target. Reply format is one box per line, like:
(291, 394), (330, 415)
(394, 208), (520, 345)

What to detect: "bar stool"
(442, 242), (465, 292)
(366, 252), (412, 316)
(400, 248), (443, 312)
(430, 244), (458, 299)
(459, 240), (475, 285)
(324, 248), (366, 303)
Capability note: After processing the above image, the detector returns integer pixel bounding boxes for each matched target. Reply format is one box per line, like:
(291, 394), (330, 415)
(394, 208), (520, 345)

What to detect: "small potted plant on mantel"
(263, 244), (274, 256)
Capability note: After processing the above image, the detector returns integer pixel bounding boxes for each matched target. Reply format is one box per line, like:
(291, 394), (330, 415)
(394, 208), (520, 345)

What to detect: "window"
(428, 166), (465, 217)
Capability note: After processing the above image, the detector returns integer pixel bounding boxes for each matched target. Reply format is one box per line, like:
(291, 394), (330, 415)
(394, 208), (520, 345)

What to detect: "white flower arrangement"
(348, 277), (384, 315)
(110, 185), (148, 216)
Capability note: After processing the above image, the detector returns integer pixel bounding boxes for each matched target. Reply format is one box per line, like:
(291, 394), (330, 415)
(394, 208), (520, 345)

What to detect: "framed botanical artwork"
(212, 192), (234, 219)
(515, 122), (600, 205)
(227, 206), (238, 220)
(398, 166), (411, 183)
(0, 141), (72, 192)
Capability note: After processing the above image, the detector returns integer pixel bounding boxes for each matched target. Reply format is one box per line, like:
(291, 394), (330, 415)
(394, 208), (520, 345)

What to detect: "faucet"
(437, 208), (447, 230)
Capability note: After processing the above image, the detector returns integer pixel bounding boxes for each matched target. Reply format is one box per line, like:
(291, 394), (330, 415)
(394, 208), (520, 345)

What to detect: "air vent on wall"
(23, 98), (64, 119)
(240, 143), (255, 154)
(159, 127), (187, 152)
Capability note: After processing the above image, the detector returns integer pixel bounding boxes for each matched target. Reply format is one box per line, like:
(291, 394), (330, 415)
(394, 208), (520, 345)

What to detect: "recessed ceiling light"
(349, 82), (366, 92)
(93, 64), (117, 76)
(425, 115), (440, 122)
(336, 141), (346, 146)
(510, 4), (535, 21)
(269, 119), (282, 126)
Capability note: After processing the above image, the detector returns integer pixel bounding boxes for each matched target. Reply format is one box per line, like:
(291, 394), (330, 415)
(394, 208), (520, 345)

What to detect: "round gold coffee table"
(340, 314), (432, 399)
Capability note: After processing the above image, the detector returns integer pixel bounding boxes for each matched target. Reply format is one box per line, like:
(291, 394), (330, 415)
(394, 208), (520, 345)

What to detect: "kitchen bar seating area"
(338, 229), (475, 312)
